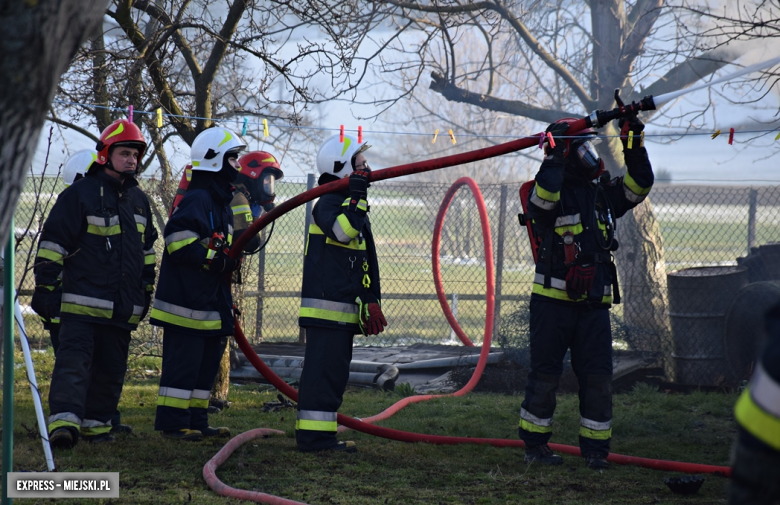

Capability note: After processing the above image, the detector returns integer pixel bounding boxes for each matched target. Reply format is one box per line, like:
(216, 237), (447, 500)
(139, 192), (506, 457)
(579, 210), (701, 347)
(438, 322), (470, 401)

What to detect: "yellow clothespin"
(156, 108), (163, 128)
(711, 129), (721, 140)
(775, 131), (780, 141)
(432, 129), (439, 144)
(448, 129), (456, 144)
(263, 119), (269, 138)
(640, 130), (645, 147)
(627, 131), (634, 149)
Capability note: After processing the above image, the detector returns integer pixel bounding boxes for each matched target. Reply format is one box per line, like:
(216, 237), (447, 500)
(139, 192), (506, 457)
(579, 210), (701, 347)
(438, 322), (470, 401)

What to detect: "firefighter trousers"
(295, 326), (354, 451)
(154, 329), (228, 432)
(47, 320), (131, 436)
(519, 298), (613, 458)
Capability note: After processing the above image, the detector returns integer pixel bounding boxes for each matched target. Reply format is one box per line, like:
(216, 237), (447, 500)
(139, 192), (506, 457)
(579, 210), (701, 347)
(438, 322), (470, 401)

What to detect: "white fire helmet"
(316, 134), (371, 179)
(62, 149), (97, 187)
(190, 127), (247, 172)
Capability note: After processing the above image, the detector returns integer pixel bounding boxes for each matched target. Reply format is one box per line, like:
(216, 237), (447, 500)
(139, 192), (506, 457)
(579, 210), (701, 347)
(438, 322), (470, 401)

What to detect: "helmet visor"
(262, 173), (276, 198)
(575, 141), (601, 171)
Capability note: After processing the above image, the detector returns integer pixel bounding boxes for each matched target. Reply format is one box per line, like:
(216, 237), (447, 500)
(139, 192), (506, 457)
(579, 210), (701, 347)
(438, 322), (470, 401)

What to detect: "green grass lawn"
(0, 349), (738, 504)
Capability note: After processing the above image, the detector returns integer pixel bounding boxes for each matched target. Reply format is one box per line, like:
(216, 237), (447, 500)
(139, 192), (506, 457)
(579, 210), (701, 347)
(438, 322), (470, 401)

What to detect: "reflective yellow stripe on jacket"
(735, 364), (780, 450)
(299, 297), (359, 325)
(532, 273), (612, 304)
(308, 224), (366, 251)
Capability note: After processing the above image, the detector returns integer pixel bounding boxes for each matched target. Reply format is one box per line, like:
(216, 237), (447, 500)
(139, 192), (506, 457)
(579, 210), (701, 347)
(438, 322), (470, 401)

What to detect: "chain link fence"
(10, 176), (780, 385)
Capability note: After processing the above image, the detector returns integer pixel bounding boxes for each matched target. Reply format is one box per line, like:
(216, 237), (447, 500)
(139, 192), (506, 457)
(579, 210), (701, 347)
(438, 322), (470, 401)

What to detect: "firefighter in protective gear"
(519, 116), (653, 469)
(32, 149), (96, 350)
(729, 302), (780, 504)
(151, 126), (246, 441)
(296, 134), (387, 453)
(36, 119), (158, 449)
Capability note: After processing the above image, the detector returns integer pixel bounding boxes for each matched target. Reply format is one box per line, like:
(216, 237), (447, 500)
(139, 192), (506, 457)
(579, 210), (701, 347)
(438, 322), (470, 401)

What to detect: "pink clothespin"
(339, 125), (344, 143)
(546, 131), (555, 149)
(538, 132), (546, 149)
(358, 126), (363, 144)
(128, 105), (134, 122)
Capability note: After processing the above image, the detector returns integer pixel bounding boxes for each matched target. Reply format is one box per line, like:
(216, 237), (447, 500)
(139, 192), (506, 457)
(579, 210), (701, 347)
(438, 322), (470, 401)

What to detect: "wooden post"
(493, 184), (508, 342)
(299, 174), (316, 344)
(747, 187), (758, 255)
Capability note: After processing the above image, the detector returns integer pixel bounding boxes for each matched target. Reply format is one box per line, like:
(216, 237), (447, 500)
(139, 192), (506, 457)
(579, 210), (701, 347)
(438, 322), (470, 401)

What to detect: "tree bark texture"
(0, 0), (105, 247)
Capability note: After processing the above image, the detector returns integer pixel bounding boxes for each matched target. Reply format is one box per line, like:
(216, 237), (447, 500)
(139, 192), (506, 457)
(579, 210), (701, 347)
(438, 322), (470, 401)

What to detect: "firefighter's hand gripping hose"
(204, 127), (731, 504)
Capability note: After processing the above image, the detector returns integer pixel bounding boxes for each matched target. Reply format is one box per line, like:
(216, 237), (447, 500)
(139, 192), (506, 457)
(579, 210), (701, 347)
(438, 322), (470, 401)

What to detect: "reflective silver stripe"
(751, 364), (780, 418)
(228, 224), (233, 234)
(61, 293), (114, 310)
(86, 215), (120, 226)
(554, 213), (581, 227)
(165, 230), (200, 247)
(533, 274), (610, 296)
(530, 186), (557, 210)
(191, 389), (210, 400)
(39, 240), (68, 256)
(144, 248), (155, 256)
(133, 305), (144, 316)
(520, 408), (553, 427)
(158, 387), (191, 400)
(49, 412), (82, 425)
(134, 214), (147, 227)
(580, 417), (612, 431)
(152, 299), (221, 322)
(297, 410), (338, 422)
(300, 298), (358, 315)
(623, 185), (646, 203)
(81, 419), (111, 428)
(534, 273), (567, 291)
(332, 219), (352, 243)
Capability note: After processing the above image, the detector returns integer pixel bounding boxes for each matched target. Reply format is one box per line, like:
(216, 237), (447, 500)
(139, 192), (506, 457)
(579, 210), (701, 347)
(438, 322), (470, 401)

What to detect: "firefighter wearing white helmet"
(151, 126), (247, 441)
(296, 133), (387, 453)
(62, 149), (96, 187)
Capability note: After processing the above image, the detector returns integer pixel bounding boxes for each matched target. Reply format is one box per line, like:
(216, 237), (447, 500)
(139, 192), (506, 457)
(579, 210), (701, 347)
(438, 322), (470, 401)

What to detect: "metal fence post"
(493, 184), (508, 342)
(3, 219), (15, 505)
(747, 187), (758, 255)
(449, 292), (459, 342)
(254, 225), (266, 343)
(299, 173), (316, 344)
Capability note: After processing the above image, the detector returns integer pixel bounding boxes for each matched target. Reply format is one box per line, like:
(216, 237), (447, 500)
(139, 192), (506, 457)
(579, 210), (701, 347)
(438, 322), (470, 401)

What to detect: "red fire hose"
(205, 134), (731, 503)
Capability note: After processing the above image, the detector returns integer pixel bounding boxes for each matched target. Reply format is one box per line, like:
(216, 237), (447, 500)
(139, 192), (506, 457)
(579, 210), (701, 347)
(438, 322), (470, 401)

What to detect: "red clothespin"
(539, 132), (546, 149)
(546, 131), (555, 149)
(340, 125), (344, 143)
(728, 127), (735, 145)
(358, 126), (363, 144)
(128, 105), (134, 122)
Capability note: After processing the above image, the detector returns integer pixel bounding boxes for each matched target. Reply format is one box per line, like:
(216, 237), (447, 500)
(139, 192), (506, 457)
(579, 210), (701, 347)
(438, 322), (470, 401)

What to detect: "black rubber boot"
(201, 426), (231, 438)
(110, 424), (133, 434)
(584, 454), (609, 470)
(49, 427), (78, 449)
(162, 429), (203, 441)
(83, 433), (115, 444)
(524, 444), (563, 466)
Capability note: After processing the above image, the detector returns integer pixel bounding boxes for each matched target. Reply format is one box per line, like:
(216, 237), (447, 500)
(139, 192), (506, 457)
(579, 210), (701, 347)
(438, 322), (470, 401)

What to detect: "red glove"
(360, 303), (388, 335)
(565, 265), (596, 300)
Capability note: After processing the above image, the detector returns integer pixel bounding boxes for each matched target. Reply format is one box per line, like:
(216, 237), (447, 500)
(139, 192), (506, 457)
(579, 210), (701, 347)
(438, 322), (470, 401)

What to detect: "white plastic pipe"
(653, 54), (780, 106)
(13, 299), (55, 471)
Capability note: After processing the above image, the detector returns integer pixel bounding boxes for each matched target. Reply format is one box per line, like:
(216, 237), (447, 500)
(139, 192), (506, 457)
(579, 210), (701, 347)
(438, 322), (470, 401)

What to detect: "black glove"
(31, 286), (59, 322)
(141, 291), (152, 320)
(349, 168), (370, 201)
(545, 122), (570, 159)
(209, 250), (242, 273)
(619, 115), (645, 151)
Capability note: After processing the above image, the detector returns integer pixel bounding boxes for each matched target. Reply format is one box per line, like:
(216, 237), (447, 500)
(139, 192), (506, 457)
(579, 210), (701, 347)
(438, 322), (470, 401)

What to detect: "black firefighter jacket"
(34, 170), (158, 330)
(527, 146), (654, 307)
(150, 183), (236, 337)
(299, 189), (381, 334)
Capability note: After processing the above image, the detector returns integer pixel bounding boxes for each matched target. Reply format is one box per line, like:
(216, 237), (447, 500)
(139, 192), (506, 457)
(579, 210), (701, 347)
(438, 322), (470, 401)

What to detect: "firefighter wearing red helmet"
(36, 118), (158, 449)
(518, 115), (653, 469)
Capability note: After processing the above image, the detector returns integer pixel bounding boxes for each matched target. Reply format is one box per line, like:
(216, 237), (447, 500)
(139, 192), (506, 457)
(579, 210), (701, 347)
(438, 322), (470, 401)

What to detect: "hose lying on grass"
(205, 147), (732, 504)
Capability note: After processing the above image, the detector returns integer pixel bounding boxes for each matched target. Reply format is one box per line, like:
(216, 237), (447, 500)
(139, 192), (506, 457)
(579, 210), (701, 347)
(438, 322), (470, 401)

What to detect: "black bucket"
(667, 266), (748, 386)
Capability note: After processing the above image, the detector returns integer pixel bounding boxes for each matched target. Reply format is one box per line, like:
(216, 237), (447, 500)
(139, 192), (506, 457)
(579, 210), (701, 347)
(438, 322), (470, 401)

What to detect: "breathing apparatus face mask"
(571, 138), (603, 179)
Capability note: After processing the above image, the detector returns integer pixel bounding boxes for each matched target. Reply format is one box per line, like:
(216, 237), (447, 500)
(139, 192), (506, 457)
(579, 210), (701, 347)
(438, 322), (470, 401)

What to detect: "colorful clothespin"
(448, 129), (456, 144)
(728, 127), (735, 145)
(263, 119), (269, 138)
(775, 131), (780, 141)
(358, 126), (363, 144)
(432, 129), (439, 144)
(340, 125), (344, 142)
(128, 105), (133, 122)
(711, 129), (721, 140)
(546, 131), (555, 149)
(628, 131), (634, 149)
(241, 118), (248, 136)
(538, 132), (545, 149)
(156, 108), (163, 128)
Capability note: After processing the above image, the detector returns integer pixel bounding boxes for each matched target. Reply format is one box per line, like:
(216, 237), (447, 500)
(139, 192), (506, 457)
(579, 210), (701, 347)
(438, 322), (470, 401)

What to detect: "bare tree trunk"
(210, 345), (231, 404)
(0, 0), (105, 247)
